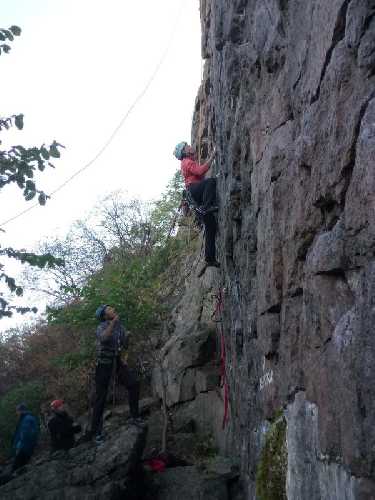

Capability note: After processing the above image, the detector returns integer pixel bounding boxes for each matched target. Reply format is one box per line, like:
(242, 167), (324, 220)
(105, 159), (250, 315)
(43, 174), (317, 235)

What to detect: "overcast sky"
(0, 0), (202, 331)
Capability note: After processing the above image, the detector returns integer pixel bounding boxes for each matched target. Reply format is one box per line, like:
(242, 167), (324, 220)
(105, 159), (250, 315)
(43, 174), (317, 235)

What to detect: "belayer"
(174, 142), (219, 271)
(48, 399), (81, 451)
(89, 304), (144, 444)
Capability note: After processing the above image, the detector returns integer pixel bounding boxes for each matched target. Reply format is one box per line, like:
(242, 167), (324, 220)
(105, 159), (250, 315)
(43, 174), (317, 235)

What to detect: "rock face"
(151, 457), (240, 500)
(156, 1), (375, 499)
(0, 425), (146, 500)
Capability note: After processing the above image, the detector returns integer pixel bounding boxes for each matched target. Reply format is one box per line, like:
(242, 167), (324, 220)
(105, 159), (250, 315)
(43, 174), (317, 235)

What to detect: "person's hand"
(112, 314), (119, 323)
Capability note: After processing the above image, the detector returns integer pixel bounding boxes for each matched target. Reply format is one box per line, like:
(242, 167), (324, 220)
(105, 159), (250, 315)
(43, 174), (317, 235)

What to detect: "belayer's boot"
(195, 205), (218, 216)
(127, 416), (147, 428)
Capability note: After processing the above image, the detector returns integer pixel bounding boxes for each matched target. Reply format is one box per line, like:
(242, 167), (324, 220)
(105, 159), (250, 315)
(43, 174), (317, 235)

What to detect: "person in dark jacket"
(89, 304), (144, 443)
(11, 403), (39, 472)
(48, 400), (81, 451)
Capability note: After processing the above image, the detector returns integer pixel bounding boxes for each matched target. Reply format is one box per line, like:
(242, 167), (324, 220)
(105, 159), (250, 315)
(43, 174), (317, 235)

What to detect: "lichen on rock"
(256, 415), (287, 500)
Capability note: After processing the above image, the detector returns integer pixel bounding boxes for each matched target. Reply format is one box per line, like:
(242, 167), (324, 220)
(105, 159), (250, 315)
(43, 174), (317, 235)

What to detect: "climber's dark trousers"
(202, 213), (217, 262)
(188, 178), (217, 210)
(91, 359), (140, 436)
(188, 179), (217, 263)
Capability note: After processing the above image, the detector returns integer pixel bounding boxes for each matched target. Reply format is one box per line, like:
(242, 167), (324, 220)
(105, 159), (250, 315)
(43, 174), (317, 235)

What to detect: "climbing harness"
(212, 287), (229, 429)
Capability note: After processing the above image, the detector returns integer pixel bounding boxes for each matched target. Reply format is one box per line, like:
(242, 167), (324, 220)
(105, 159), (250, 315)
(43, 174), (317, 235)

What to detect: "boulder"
(0, 425), (146, 500)
(152, 457), (240, 500)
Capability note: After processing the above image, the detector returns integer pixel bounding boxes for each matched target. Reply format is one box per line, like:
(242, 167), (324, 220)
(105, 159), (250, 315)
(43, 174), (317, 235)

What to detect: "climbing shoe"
(95, 434), (104, 445)
(195, 205), (218, 216)
(206, 260), (220, 268)
(204, 205), (219, 214)
(127, 417), (147, 428)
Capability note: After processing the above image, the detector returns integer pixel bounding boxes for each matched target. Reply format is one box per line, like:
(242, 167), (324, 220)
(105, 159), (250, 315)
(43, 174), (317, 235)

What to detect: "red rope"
(213, 288), (229, 429)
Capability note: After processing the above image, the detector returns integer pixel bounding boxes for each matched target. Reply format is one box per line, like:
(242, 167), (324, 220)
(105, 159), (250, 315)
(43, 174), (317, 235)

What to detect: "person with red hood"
(48, 400), (81, 451)
(174, 142), (219, 270)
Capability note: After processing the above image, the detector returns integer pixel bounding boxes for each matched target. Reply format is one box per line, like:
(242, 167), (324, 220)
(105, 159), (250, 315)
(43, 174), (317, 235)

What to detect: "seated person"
(48, 400), (81, 451)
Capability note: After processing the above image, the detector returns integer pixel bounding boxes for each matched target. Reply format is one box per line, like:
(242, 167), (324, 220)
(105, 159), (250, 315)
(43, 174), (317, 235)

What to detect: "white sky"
(0, 0), (202, 331)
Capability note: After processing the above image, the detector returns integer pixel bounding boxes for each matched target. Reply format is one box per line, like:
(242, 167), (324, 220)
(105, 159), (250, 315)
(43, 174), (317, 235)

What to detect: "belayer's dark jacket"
(96, 320), (129, 365)
(11, 411), (39, 458)
(48, 411), (81, 451)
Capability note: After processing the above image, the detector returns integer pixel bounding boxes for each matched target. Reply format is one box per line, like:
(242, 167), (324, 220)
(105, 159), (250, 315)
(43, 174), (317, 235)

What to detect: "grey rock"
(157, 1), (375, 498)
(286, 392), (375, 500)
(0, 425), (146, 500)
(152, 457), (239, 500)
(152, 327), (217, 406)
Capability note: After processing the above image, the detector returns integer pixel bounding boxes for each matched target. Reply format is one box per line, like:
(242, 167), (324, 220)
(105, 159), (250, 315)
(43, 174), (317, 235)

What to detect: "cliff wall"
(157, 1), (375, 498)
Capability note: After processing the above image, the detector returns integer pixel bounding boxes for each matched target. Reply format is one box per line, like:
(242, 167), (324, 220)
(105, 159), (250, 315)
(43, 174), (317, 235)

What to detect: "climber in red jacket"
(174, 142), (219, 270)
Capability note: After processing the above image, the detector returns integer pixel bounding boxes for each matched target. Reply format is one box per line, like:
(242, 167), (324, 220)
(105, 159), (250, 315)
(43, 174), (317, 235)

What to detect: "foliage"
(0, 25), (21, 56)
(42, 173), (185, 332)
(0, 381), (44, 456)
(193, 432), (218, 461)
(151, 170), (184, 244)
(256, 415), (287, 500)
(0, 169), (187, 455)
(0, 25), (64, 319)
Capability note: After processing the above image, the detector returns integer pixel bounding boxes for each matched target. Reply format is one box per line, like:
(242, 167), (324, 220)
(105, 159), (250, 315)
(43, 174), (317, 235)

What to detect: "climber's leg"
(188, 181), (204, 206)
(91, 363), (112, 436)
(202, 178), (217, 211)
(188, 179), (217, 215)
(203, 213), (217, 263)
(118, 362), (140, 419)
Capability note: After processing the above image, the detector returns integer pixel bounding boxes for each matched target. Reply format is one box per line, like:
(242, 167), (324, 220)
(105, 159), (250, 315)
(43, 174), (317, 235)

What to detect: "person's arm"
(185, 158), (209, 177)
(98, 315), (119, 341)
(120, 325), (130, 351)
(186, 151), (216, 177)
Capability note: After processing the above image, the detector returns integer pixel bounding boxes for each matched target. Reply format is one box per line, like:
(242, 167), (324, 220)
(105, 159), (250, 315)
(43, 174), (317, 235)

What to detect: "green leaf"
(1, 29), (14, 41)
(38, 193), (47, 205)
(14, 114), (24, 130)
(40, 146), (49, 160)
(25, 180), (36, 191)
(9, 26), (21, 36)
(49, 143), (60, 158)
(24, 190), (36, 201)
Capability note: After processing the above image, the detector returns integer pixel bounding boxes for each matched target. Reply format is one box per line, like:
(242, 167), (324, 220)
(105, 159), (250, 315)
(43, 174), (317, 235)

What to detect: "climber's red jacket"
(181, 158), (210, 187)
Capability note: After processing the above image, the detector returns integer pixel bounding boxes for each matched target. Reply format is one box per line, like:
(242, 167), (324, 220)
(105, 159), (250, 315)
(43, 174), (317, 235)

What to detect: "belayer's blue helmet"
(95, 304), (109, 321)
(173, 141), (187, 160)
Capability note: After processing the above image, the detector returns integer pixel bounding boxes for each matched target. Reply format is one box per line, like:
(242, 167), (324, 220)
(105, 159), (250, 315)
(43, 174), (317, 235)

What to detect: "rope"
(0, 0), (185, 230)
(197, 58), (204, 164)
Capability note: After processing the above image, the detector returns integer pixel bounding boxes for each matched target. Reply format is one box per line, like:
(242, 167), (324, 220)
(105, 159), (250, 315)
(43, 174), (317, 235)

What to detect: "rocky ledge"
(0, 424), (146, 500)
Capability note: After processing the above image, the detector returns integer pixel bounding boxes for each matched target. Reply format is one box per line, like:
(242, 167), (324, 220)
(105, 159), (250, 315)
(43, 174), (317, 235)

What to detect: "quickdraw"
(212, 287), (229, 429)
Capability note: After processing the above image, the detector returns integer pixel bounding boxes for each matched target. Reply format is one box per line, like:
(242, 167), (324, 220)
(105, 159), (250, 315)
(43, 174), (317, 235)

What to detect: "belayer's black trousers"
(188, 179), (217, 263)
(91, 358), (140, 436)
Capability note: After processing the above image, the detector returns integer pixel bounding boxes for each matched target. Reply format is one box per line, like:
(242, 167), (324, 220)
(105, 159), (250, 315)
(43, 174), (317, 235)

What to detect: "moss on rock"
(256, 415), (287, 500)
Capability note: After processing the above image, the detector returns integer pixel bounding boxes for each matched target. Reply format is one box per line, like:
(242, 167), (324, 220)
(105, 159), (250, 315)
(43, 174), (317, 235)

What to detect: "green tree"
(0, 25), (64, 319)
